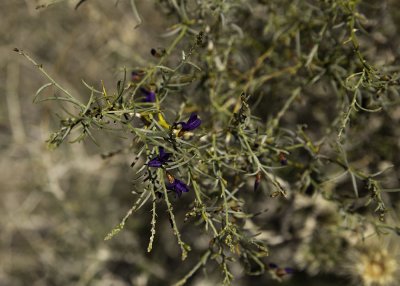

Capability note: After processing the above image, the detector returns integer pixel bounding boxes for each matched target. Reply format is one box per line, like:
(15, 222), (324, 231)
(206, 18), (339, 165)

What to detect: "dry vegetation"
(1, 1), (400, 286)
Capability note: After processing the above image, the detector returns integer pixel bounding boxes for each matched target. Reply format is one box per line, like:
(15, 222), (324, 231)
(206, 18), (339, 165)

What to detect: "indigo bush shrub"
(13, 0), (400, 285)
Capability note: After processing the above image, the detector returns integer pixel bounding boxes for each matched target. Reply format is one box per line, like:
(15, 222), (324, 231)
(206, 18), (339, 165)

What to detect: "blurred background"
(1, 1), (400, 286)
(1, 1), (173, 285)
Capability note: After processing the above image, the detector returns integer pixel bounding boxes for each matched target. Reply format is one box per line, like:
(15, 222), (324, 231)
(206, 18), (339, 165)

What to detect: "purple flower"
(166, 173), (189, 197)
(147, 147), (171, 168)
(140, 87), (156, 103)
(166, 179), (189, 197)
(176, 113), (201, 132)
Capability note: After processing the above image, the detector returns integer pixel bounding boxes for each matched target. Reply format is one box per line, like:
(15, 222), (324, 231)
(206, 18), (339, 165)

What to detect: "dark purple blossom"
(166, 173), (189, 197)
(147, 147), (171, 168)
(140, 87), (156, 103)
(176, 113), (201, 132)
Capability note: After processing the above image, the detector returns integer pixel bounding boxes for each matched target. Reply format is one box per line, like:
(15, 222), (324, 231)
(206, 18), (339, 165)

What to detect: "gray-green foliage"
(18, 0), (400, 285)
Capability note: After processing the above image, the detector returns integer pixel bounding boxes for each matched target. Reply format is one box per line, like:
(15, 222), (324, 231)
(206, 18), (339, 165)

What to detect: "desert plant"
(14, 0), (400, 285)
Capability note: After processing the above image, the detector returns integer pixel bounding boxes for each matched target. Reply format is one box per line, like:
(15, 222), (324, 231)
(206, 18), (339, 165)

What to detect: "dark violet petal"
(182, 120), (201, 131)
(187, 118), (201, 130)
(158, 147), (166, 158)
(160, 153), (171, 162)
(188, 113), (198, 123)
(158, 147), (171, 161)
(147, 158), (163, 168)
(186, 113), (201, 129)
(176, 113), (201, 132)
(140, 87), (156, 102)
(180, 123), (190, 131)
(166, 182), (175, 191)
(175, 179), (189, 193)
(148, 147), (172, 168)
(165, 179), (189, 197)
(144, 92), (156, 103)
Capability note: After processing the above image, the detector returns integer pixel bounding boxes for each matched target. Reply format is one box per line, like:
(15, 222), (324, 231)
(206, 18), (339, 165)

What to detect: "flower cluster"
(146, 113), (201, 197)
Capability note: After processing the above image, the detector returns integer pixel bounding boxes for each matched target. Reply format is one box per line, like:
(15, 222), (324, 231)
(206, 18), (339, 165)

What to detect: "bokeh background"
(1, 1), (400, 286)
(1, 1), (173, 285)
